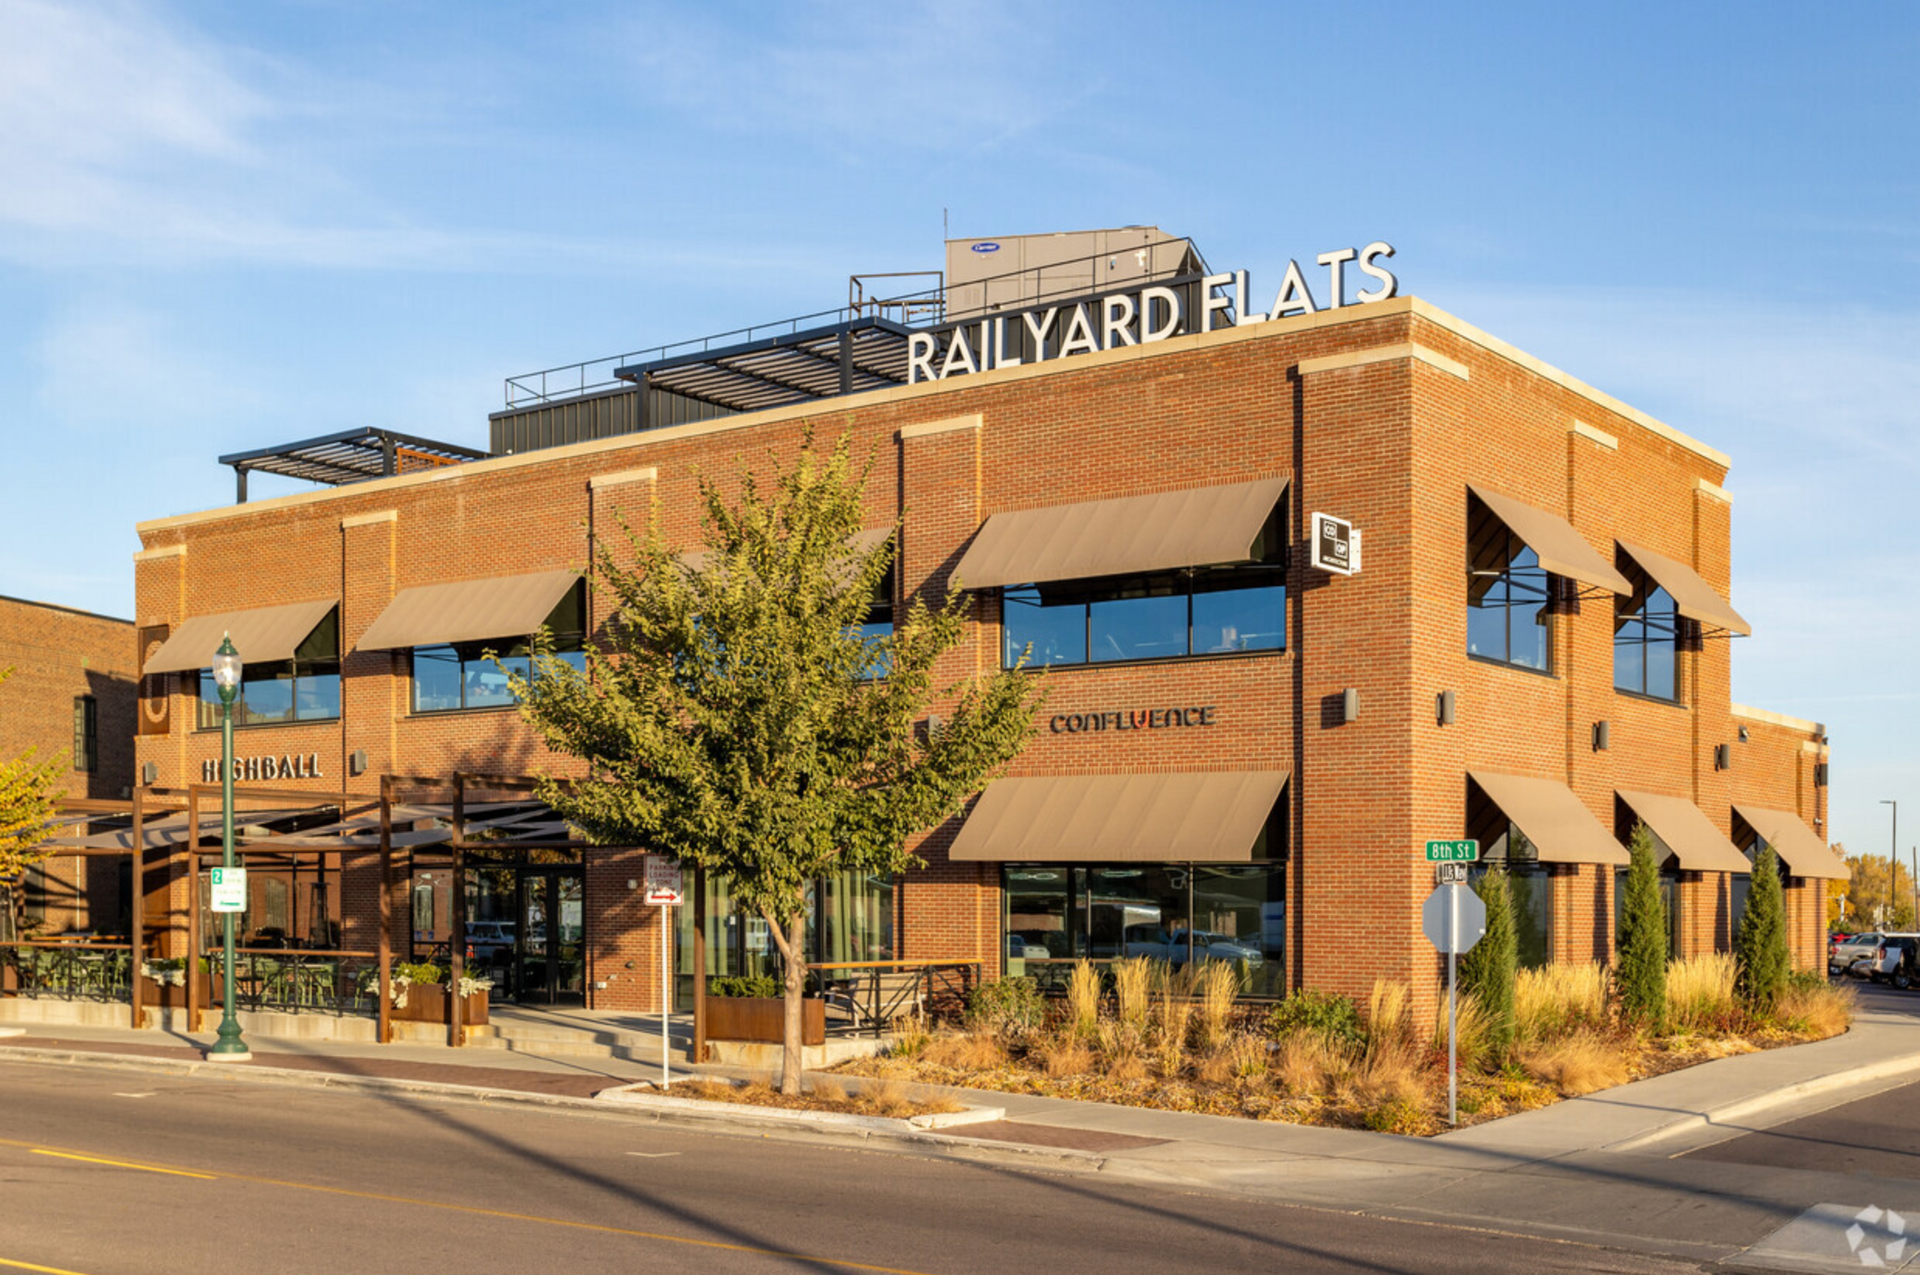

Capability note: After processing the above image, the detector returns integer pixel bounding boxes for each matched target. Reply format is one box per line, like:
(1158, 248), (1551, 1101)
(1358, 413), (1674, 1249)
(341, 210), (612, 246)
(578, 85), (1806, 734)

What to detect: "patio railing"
(198, 948), (383, 1016)
(1, 941), (134, 1003)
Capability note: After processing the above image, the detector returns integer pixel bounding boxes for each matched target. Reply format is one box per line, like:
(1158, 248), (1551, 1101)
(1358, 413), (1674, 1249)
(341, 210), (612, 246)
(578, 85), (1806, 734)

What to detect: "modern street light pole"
(1882, 800), (1904, 929)
(207, 634), (250, 1062)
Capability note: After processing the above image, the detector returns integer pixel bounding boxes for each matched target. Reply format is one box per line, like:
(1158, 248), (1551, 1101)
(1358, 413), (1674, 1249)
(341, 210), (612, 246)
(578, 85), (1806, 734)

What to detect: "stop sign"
(1423, 883), (1486, 955)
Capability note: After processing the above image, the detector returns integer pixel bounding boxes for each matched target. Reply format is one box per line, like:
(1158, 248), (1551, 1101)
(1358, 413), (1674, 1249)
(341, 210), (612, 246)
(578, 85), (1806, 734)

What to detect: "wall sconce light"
(349, 749), (367, 776)
(1436, 691), (1455, 726)
(1815, 763), (1829, 788)
(1738, 724), (1750, 743)
(141, 761), (158, 785)
(1342, 688), (1359, 724)
(1714, 743), (1731, 771)
(1593, 721), (1610, 752)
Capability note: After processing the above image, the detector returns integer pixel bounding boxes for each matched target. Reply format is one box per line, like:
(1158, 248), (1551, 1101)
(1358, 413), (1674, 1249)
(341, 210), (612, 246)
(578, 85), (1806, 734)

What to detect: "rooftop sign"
(907, 242), (1398, 384)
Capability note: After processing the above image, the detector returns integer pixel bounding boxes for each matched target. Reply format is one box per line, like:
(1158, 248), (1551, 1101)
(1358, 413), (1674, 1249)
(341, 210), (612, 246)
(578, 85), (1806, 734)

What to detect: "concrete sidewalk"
(9, 1000), (1920, 1268)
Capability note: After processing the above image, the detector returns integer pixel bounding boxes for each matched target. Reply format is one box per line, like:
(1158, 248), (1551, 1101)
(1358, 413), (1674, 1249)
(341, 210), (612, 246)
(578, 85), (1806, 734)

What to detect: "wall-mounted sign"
(1050, 706), (1217, 735)
(908, 243), (1398, 384)
(1309, 511), (1360, 576)
(201, 753), (323, 783)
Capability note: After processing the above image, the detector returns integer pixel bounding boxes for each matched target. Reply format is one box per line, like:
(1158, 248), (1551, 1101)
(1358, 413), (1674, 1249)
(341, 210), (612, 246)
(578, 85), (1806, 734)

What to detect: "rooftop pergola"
(217, 427), (489, 504)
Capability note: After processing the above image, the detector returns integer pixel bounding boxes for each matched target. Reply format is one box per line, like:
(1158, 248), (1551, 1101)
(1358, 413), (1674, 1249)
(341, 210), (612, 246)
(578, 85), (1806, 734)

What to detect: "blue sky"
(2, 1), (1914, 852)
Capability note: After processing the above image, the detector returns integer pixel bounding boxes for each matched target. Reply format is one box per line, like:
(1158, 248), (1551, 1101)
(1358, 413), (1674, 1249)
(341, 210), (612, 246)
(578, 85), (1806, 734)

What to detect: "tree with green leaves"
(1735, 845), (1791, 1013)
(0, 667), (66, 940)
(1616, 821), (1668, 1031)
(1459, 866), (1517, 1056)
(508, 435), (1042, 1093)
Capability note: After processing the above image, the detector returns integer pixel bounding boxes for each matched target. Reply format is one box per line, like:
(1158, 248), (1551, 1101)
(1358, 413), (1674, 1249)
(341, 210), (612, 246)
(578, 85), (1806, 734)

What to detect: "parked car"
(1832, 932), (1886, 975)
(1168, 929), (1266, 967)
(1860, 936), (1920, 989)
(465, 920), (516, 960)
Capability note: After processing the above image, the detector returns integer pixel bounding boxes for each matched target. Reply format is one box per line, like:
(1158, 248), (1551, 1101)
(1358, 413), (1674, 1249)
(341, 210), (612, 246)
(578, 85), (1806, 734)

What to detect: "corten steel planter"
(706, 996), (824, 1045)
(391, 985), (490, 1026)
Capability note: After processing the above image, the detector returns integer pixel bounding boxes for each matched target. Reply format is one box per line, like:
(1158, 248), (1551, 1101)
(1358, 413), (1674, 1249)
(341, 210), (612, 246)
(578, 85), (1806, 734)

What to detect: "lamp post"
(207, 634), (250, 1061)
(1882, 800), (1906, 931)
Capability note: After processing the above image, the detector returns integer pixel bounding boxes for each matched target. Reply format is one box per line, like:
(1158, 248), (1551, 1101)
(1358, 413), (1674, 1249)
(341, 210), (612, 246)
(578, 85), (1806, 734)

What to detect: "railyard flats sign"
(201, 753), (323, 782)
(908, 242), (1398, 384)
(1050, 706), (1218, 734)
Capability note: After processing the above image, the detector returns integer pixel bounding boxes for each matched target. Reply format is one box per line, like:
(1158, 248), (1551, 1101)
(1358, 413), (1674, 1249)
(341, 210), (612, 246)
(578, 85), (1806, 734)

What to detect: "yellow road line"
(3, 1136), (938, 1274)
(0, 1256), (100, 1274)
(30, 1150), (216, 1180)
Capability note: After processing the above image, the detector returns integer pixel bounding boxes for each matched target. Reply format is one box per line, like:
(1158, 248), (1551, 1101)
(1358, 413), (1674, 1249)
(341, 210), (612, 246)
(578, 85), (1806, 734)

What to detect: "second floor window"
(1002, 506), (1286, 669)
(412, 582), (587, 713)
(1614, 573), (1684, 701)
(1468, 501), (1551, 672)
(72, 695), (97, 773)
(198, 609), (341, 728)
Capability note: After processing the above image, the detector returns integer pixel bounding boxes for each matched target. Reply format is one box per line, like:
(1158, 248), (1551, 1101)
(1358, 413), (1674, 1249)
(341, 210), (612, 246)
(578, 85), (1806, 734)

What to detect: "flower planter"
(706, 995), (824, 1045)
(391, 984), (489, 1026)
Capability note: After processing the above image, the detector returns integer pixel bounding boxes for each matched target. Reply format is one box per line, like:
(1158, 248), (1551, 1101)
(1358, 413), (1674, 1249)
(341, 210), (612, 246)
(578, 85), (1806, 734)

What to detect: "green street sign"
(1425, 839), (1479, 863)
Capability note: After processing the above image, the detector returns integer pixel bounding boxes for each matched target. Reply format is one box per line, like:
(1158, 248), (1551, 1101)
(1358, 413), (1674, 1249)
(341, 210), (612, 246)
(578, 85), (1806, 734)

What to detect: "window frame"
(72, 695), (98, 773)
(1466, 499), (1556, 675)
(195, 609), (342, 730)
(1613, 559), (1688, 703)
(408, 581), (589, 715)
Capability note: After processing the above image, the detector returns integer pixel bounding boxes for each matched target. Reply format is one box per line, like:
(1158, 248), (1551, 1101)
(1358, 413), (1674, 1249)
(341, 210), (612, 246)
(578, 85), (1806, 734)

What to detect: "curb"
(597, 1082), (1007, 1132)
(0, 1044), (1108, 1171)
(1604, 1048), (1920, 1153)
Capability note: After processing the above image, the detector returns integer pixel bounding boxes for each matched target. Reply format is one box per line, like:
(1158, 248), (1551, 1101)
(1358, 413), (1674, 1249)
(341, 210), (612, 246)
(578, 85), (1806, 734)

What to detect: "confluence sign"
(1425, 839), (1479, 862)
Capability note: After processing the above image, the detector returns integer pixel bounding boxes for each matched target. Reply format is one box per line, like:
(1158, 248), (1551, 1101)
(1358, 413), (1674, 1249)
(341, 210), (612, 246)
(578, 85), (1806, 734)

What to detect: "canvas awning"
(947, 771), (1287, 862)
(144, 599), (337, 675)
(1468, 485), (1631, 595)
(1617, 789), (1752, 874)
(953, 477), (1289, 591)
(1733, 803), (1848, 879)
(1617, 540), (1751, 636)
(356, 570), (581, 652)
(1468, 770), (1630, 866)
(678, 526), (892, 579)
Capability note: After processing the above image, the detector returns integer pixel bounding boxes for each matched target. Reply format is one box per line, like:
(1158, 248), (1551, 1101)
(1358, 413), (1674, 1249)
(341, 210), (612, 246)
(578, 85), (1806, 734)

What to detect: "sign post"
(1422, 851), (1486, 1127)
(644, 859), (684, 1087)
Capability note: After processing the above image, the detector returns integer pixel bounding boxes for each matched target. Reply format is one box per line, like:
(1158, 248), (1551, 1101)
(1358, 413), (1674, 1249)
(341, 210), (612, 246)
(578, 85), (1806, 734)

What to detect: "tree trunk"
(781, 914), (807, 1096)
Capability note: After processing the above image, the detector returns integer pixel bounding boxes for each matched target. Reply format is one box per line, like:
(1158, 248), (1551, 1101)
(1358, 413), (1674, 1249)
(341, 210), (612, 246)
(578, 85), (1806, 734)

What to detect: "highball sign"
(202, 753), (323, 782)
(908, 242), (1398, 384)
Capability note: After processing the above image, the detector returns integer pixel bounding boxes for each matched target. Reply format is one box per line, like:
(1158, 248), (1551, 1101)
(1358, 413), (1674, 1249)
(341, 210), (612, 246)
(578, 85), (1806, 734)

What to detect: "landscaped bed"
(656, 1075), (966, 1120)
(831, 954), (1854, 1137)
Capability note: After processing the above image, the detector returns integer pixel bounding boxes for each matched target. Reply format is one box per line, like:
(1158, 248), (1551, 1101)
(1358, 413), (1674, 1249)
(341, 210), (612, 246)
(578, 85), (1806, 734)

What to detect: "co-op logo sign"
(908, 241), (1398, 384)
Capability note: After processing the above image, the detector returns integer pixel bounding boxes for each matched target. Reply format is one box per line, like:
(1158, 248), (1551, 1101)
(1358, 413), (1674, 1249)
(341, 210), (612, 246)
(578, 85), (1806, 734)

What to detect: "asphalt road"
(0, 1059), (1707, 1275)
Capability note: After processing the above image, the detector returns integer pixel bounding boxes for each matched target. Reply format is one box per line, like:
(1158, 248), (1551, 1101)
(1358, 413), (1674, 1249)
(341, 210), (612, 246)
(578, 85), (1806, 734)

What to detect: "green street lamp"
(206, 634), (250, 1062)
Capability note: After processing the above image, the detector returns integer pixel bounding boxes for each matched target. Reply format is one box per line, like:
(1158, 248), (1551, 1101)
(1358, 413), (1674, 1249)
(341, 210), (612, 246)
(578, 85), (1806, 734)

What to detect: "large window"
(412, 583), (587, 713)
(1002, 506), (1286, 668)
(72, 696), (97, 773)
(197, 609), (341, 728)
(1614, 568), (1684, 701)
(1468, 500), (1552, 672)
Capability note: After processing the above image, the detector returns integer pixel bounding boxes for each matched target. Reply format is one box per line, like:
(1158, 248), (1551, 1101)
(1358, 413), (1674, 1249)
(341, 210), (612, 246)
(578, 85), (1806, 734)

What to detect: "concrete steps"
(467, 1010), (695, 1065)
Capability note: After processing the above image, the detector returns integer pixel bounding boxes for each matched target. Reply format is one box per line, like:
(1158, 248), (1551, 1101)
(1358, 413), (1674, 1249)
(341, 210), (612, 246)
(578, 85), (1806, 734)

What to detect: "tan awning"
(1733, 803), (1847, 879)
(1617, 540), (1751, 636)
(356, 570), (580, 652)
(1468, 485), (1631, 595)
(1469, 770), (1630, 866)
(678, 526), (892, 580)
(948, 770), (1287, 862)
(144, 600), (337, 675)
(954, 477), (1288, 590)
(1618, 789), (1752, 873)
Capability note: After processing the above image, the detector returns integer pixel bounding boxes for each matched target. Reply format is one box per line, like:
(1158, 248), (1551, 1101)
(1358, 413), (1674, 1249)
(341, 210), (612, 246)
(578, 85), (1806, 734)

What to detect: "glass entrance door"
(516, 869), (585, 1006)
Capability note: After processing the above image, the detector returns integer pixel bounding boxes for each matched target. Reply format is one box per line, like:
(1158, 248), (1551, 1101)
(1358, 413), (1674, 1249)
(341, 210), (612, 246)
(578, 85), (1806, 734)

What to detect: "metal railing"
(813, 960), (981, 1037)
(199, 948), (383, 1015)
(1, 941), (134, 1003)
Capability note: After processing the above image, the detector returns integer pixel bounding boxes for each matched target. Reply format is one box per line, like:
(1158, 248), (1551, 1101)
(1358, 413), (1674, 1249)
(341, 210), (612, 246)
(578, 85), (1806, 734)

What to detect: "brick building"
(122, 236), (1839, 1013)
(0, 595), (138, 936)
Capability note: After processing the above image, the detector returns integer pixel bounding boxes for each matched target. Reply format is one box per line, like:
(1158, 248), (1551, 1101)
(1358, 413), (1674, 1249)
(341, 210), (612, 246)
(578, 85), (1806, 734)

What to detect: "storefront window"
(197, 609), (341, 727)
(411, 582), (587, 713)
(1002, 505), (1288, 668)
(1468, 822), (1552, 969)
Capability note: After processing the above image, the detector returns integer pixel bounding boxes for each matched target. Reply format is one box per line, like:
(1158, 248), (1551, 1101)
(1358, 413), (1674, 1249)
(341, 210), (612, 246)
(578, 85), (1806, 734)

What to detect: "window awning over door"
(1617, 789), (1752, 874)
(1467, 485), (1630, 595)
(947, 770), (1287, 862)
(356, 570), (581, 652)
(144, 600), (337, 675)
(954, 477), (1289, 590)
(1468, 770), (1630, 865)
(1732, 804), (1847, 879)
(1616, 540), (1750, 636)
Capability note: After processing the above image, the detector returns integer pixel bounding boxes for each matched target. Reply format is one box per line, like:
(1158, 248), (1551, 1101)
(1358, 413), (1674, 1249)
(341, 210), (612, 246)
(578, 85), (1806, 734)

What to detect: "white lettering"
(1140, 286), (1182, 342)
(991, 317), (1022, 369)
(1101, 294), (1138, 348)
(1234, 269), (1266, 325)
(1021, 307), (1058, 360)
(939, 325), (979, 378)
(978, 322), (993, 371)
(1318, 247), (1358, 308)
(1058, 303), (1099, 357)
(1270, 259), (1318, 318)
(907, 332), (937, 384)
(1200, 272), (1234, 332)
(1357, 241), (1398, 302)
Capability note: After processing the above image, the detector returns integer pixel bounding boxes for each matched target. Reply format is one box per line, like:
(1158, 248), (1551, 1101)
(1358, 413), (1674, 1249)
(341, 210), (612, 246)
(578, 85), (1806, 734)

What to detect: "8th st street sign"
(1425, 839), (1479, 862)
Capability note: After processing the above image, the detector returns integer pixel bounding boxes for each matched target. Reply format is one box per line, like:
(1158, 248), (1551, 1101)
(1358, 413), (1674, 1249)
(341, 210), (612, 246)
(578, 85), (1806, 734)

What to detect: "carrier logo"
(908, 241), (1398, 384)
